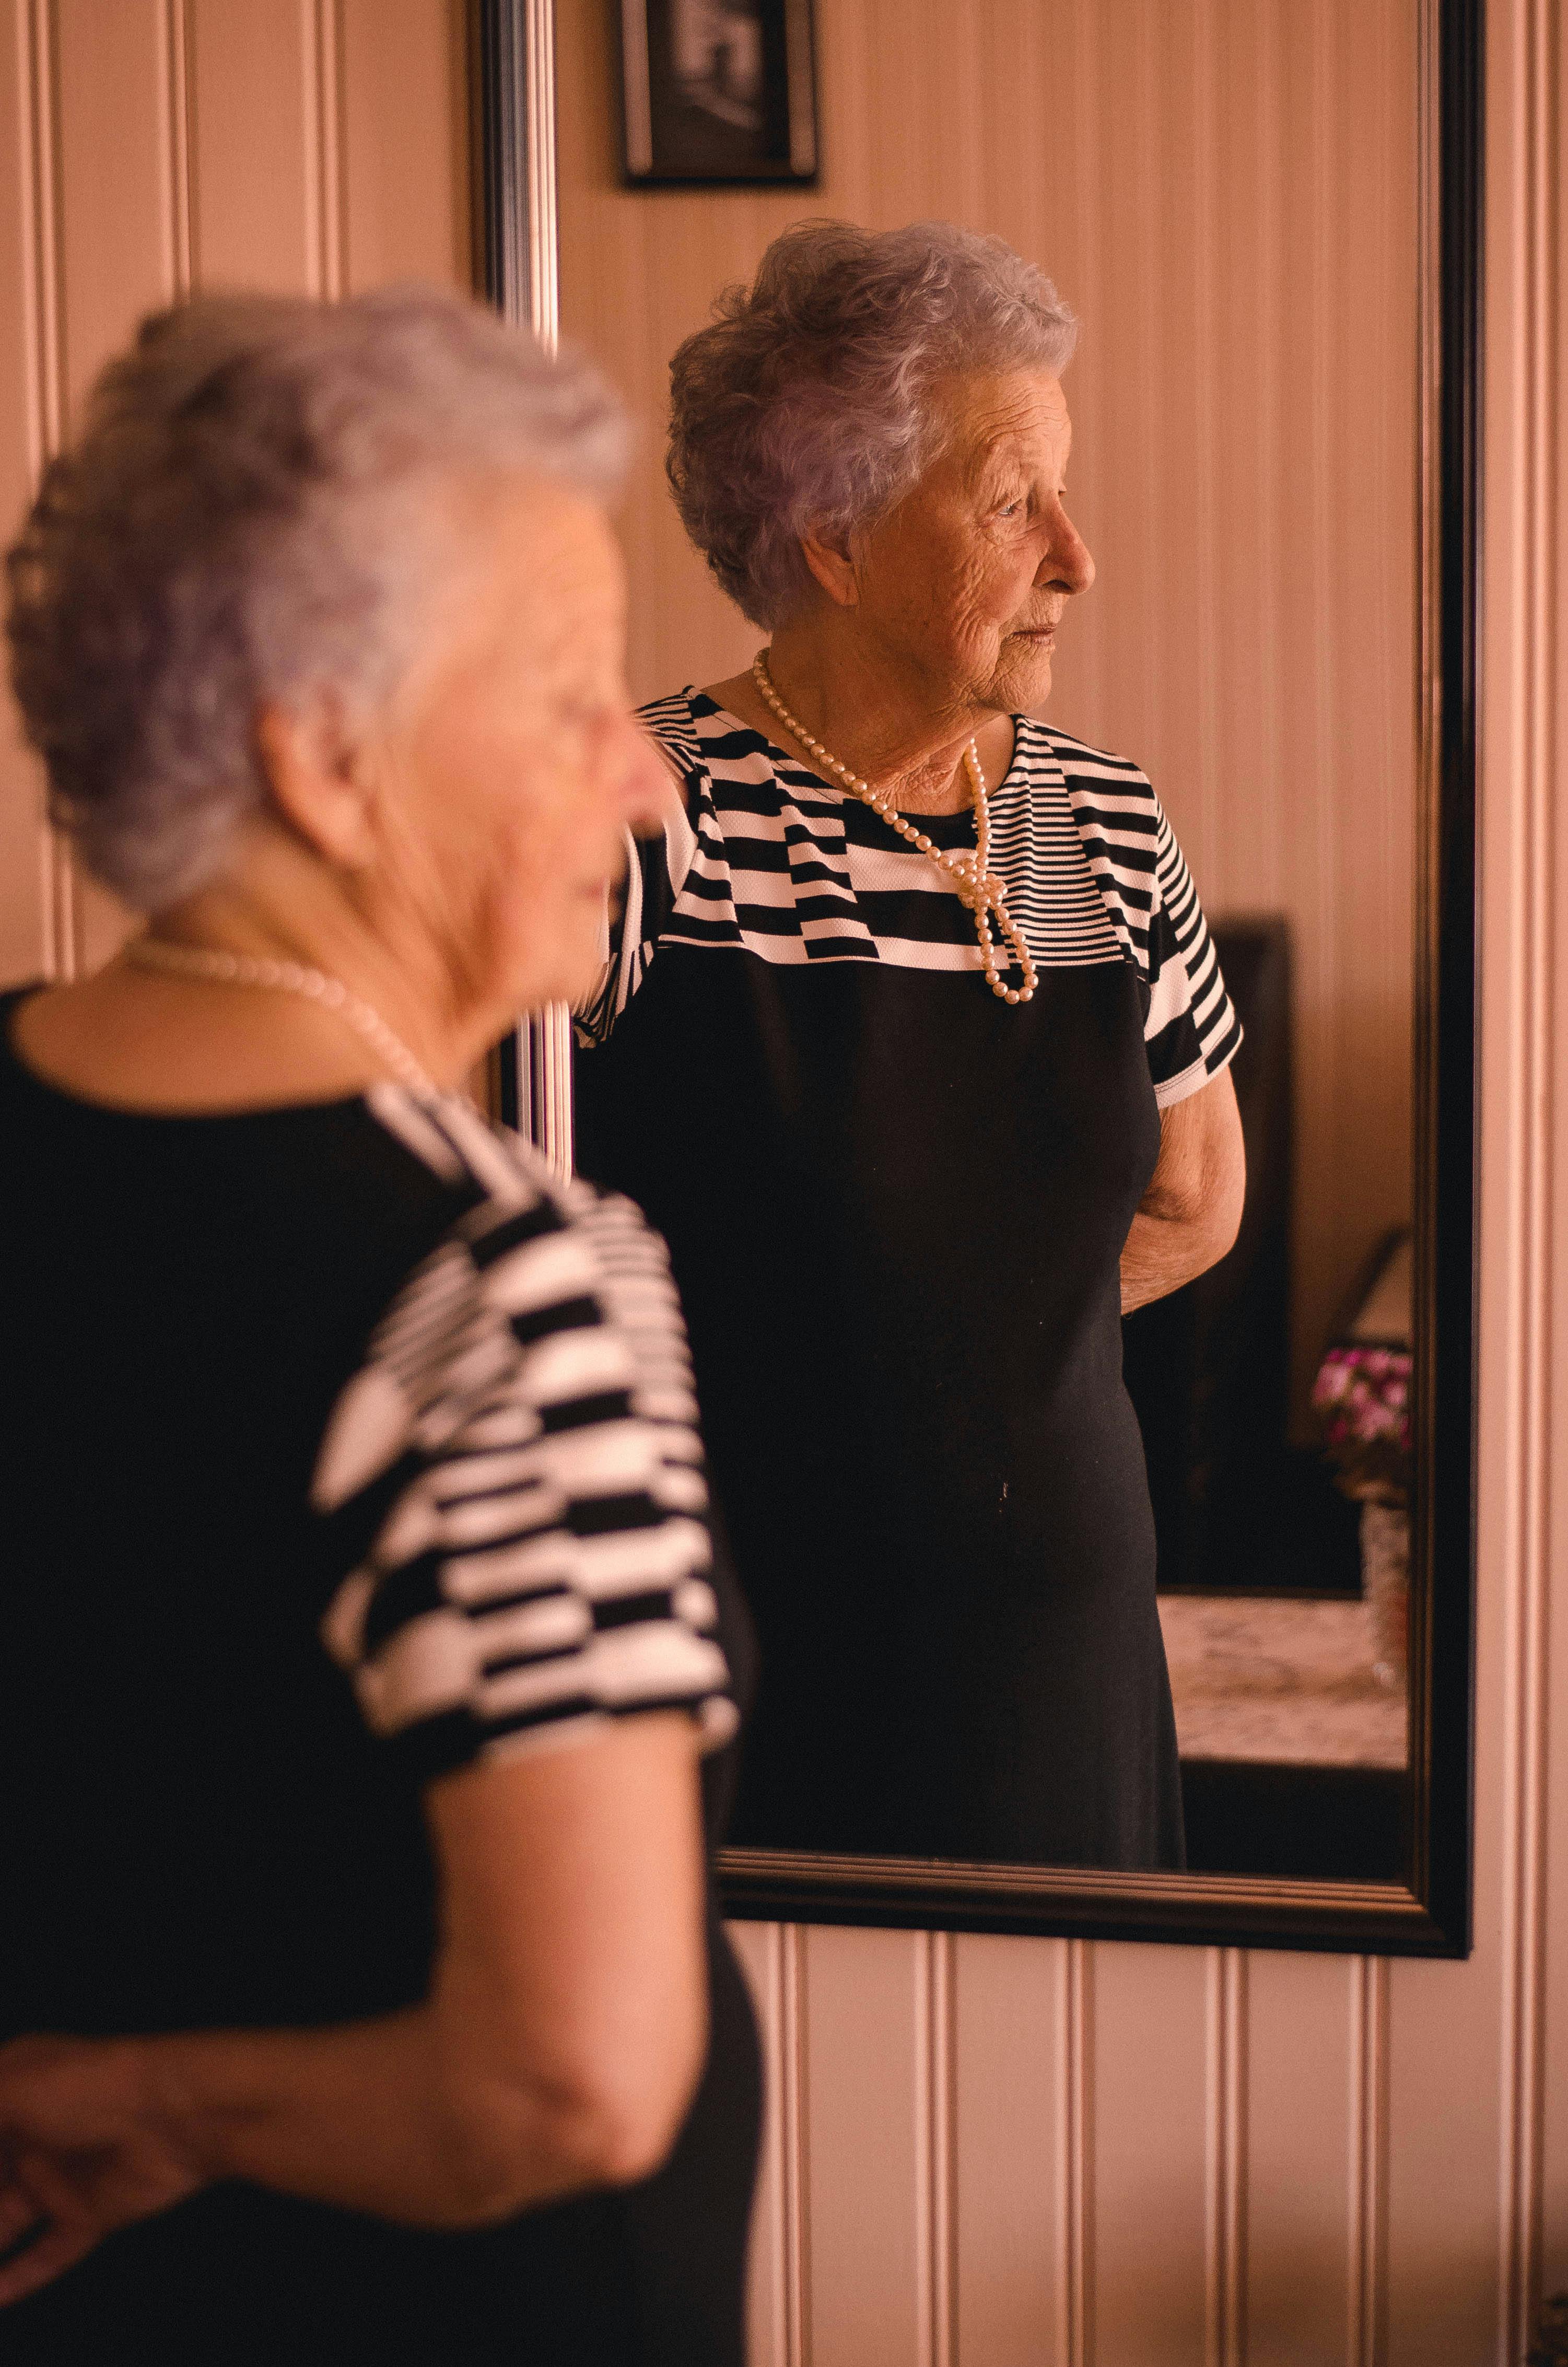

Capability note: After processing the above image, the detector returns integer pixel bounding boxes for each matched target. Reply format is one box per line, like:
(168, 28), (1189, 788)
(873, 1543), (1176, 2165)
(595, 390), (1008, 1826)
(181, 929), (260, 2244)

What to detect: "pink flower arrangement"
(1312, 1343), (1413, 1502)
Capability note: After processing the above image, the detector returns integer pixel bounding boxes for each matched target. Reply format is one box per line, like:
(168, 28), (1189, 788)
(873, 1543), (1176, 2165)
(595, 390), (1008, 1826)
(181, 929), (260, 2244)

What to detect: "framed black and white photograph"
(618, 0), (818, 187)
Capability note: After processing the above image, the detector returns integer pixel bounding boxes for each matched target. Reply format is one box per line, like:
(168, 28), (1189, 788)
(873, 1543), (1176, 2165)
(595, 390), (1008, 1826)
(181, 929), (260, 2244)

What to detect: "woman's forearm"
(1121, 1077), (1247, 1313)
(143, 2007), (617, 2228)
(1119, 1203), (1231, 1313)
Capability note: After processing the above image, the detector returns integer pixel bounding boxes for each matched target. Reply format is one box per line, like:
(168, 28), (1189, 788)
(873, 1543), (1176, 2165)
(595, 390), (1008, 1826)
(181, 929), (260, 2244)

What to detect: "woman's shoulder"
(638, 685), (701, 736)
(314, 1098), (681, 1501)
(637, 685), (708, 773)
(637, 685), (798, 794)
(1017, 717), (1157, 799)
(362, 1088), (677, 1344)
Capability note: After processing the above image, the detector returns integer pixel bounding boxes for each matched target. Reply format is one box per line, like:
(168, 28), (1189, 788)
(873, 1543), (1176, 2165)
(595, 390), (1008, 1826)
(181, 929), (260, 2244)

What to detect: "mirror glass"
(550, 0), (1423, 1891)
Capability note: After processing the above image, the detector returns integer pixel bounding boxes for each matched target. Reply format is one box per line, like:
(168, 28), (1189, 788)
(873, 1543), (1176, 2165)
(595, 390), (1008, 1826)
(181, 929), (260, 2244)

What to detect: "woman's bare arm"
(0, 1713), (707, 2306)
(1120, 1069), (1246, 1314)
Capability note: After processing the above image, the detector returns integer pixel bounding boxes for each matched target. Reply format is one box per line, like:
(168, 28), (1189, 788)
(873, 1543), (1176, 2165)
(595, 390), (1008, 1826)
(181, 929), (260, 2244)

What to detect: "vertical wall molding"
(1348, 1955), (1389, 2364)
(1496, 1), (1560, 2355)
(776, 1925), (810, 2367)
(1204, 1948), (1247, 2367)
(302, 0), (346, 299)
(915, 1932), (957, 2367)
(15, 0), (71, 978)
(1055, 1940), (1093, 2366)
(16, 0), (60, 475)
(476, 0), (571, 1163)
(157, 0), (193, 296)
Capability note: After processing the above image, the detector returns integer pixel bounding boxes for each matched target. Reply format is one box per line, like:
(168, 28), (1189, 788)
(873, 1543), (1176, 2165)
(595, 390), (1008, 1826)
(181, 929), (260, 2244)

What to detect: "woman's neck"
(707, 626), (1014, 817)
(12, 835), (486, 1116)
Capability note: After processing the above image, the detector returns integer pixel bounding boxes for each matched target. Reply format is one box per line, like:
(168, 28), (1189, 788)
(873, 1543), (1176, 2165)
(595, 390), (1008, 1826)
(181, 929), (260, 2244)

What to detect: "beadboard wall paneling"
(1242, 1952), (1377, 2364)
(340, 0), (470, 295)
(0, 0), (467, 991)
(555, 0), (1414, 1433)
(949, 1933), (1075, 2365)
(184, 0), (316, 292)
(798, 1925), (927, 2367)
(1090, 1940), (1212, 2363)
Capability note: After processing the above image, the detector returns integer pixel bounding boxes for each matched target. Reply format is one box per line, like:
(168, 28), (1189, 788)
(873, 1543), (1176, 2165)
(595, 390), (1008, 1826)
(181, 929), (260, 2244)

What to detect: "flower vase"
(1361, 1499), (1409, 1689)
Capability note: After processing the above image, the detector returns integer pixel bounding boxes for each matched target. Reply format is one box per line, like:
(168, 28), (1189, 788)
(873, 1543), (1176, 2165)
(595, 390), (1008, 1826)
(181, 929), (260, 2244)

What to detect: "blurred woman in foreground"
(0, 286), (758, 2365)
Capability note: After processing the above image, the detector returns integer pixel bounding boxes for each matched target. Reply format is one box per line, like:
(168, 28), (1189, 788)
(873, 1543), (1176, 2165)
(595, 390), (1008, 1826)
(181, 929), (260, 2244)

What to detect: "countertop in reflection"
(1157, 1593), (1409, 1770)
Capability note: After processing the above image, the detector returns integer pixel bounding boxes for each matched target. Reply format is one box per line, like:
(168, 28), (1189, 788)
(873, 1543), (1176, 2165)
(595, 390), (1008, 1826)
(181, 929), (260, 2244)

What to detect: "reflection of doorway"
(672, 0), (763, 131)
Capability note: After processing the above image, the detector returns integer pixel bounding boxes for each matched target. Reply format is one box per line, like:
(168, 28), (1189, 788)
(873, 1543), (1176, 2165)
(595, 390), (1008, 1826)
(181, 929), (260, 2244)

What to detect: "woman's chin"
(998, 641), (1055, 711)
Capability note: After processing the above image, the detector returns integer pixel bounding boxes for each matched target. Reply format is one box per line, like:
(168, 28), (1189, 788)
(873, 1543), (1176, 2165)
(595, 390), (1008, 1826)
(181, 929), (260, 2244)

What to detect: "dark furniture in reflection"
(1124, 918), (1399, 1882)
(1181, 1761), (1407, 1880)
(1122, 915), (1360, 1598)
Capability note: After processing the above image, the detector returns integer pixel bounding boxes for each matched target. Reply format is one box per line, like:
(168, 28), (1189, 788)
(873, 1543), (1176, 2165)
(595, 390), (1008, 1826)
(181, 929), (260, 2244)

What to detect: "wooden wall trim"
(302, 0), (347, 299)
(157, 0), (193, 296)
(1056, 1939), (1092, 2365)
(780, 1925), (811, 2367)
(1206, 1948), (1248, 2365)
(914, 1931), (957, 2367)
(17, 0), (61, 477)
(1348, 1955), (1390, 2364)
(15, 0), (69, 978)
(1495, 0), (1561, 2352)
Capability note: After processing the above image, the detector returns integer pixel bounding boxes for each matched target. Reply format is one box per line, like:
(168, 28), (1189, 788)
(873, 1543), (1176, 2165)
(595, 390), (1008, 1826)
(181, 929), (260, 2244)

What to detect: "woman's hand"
(0, 2033), (206, 2308)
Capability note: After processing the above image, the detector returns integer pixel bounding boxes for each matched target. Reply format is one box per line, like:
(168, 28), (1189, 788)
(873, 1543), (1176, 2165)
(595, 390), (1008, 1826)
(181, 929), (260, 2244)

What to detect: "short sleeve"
(1054, 731), (1244, 1109)
(574, 696), (704, 1050)
(313, 1176), (734, 1783)
(1142, 803), (1243, 1109)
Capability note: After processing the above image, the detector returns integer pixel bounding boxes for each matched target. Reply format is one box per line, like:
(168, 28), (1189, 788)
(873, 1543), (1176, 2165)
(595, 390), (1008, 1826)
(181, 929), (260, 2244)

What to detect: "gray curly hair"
(5, 284), (627, 911)
(667, 219), (1078, 629)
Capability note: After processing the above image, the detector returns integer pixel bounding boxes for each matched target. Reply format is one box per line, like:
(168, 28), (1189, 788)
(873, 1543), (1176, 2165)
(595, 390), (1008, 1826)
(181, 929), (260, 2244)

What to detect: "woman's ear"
(798, 525), (860, 610)
(253, 702), (379, 870)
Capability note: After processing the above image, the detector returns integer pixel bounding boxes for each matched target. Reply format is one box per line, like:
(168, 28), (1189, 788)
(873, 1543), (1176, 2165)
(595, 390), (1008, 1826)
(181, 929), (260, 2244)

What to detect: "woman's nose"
(1045, 514), (1095, 598)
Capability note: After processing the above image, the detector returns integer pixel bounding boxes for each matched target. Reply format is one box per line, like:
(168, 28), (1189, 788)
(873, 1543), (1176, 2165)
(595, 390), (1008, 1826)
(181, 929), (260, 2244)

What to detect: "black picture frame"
(616, 0), (818, 188)
(474, 0), (1482, 1957)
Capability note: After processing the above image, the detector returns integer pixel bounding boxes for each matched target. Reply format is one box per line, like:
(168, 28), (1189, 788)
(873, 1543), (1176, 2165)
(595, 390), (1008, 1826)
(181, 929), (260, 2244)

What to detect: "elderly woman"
(575, 220), (1245, 1870)
(0, 290), (757, 2364)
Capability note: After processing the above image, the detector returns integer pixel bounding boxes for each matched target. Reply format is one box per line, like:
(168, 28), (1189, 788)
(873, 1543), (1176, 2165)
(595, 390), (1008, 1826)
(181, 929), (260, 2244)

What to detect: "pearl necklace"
(751, 655), (1037, 1005)
(124, 937), (437, 1094)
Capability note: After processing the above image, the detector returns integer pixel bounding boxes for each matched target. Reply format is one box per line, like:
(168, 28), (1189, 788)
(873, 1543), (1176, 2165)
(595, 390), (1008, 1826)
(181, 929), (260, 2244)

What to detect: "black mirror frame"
(473, 0), (1482, 1958)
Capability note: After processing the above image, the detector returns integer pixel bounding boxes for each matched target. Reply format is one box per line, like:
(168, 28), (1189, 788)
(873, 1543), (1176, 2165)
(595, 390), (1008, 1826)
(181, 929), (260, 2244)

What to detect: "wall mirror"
(475, 0), (1478, 1955)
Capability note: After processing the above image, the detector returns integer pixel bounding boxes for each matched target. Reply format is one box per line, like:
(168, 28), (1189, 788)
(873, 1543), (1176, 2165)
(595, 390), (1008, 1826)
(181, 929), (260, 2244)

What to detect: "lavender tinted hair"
(5, 284), (627, 911)
(666, 219), (1078, 629)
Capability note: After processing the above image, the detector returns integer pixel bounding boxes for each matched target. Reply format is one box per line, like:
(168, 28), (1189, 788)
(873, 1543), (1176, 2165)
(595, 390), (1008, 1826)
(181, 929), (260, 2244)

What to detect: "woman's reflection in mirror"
(575, 219), (1246, 1870)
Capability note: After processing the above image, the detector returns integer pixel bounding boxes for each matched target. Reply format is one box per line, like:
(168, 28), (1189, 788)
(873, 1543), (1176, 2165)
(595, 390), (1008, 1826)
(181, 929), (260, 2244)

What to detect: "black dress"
(0, 995), (760, 2367)
(574, 694), (1242, 1871)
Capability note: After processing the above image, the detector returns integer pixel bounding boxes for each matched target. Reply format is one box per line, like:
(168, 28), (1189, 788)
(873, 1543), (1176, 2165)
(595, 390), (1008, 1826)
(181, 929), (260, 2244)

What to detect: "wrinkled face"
(372, 476), (665, 1017)
(850, 370), (1094, 717)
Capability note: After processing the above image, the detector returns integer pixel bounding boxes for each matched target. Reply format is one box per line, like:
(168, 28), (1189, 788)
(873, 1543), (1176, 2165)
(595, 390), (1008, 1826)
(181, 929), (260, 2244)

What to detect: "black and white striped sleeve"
(312, 1175), (734, 1782)
(574, 697), (704, 1050)
(1052, 732), (1241, 1105)
(1142, 800), (1243, 1107)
